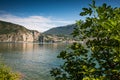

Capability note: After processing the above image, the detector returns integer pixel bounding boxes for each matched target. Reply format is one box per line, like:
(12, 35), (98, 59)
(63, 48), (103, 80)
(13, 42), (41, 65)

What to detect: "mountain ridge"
(0, 20), (77, 43)
(43, 24), (77, 36)
(0, 20), (30, 34)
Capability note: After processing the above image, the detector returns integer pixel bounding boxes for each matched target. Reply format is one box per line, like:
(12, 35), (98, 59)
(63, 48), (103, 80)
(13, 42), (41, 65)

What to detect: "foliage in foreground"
(50, 0), (120, 80)
(0, 63), (21, 80)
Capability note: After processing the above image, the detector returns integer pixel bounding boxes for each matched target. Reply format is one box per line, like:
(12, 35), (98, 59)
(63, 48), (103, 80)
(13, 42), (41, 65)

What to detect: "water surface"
(0, 43), (69, 80)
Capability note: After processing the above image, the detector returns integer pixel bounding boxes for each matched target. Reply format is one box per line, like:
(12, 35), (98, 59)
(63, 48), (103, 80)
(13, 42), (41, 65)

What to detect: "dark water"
(0, 43), (69, 80)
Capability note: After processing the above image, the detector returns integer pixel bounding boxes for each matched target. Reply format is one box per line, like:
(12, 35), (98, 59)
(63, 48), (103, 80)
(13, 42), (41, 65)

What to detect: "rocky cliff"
(0, 20), (40, 42)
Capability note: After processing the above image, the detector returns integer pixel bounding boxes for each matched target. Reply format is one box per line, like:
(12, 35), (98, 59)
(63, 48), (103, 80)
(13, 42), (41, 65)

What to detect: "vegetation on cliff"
(0, 20), (30, 35)
(50, 0), (120, 80)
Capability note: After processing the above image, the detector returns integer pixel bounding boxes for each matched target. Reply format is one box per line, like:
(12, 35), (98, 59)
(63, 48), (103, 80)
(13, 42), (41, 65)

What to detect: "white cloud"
(0, 14), (75, 32)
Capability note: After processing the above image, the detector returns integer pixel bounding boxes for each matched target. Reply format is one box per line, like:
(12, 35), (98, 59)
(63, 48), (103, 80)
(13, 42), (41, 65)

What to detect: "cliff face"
(32, 30), (40, 42)
(0, 31), (39, 42)
(0, 20), (40, 42)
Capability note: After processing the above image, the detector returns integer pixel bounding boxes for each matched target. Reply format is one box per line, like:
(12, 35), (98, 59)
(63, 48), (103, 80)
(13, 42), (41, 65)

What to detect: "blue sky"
(0, 0), (120, 32)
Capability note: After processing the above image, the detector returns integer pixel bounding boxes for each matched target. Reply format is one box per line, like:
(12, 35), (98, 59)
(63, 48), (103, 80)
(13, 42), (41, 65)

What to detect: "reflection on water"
(0, 43), (69, 80)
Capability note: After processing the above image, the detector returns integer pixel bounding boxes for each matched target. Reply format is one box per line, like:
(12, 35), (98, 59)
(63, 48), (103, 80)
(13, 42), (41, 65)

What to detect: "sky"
(0, 0), (120, 32)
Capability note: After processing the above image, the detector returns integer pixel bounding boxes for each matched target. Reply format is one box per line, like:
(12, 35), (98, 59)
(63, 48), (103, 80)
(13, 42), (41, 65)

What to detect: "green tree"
(50, 0), (120, 80)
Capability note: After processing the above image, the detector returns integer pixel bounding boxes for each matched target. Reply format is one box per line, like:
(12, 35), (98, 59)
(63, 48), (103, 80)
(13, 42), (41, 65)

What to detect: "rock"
(0, 30), (41, 42)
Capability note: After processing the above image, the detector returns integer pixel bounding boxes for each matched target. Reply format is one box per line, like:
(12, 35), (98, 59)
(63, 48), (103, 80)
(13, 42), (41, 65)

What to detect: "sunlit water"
(0, 43), (69, 80)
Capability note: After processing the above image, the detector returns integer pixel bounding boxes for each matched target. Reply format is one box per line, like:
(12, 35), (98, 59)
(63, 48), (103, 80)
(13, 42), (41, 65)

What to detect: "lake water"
(0, 43), (69, 80)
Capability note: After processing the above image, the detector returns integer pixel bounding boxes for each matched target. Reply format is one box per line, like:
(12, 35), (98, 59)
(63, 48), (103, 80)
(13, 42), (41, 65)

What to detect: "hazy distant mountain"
(43, 24), (77, 36)
(0, 20), (40, 42)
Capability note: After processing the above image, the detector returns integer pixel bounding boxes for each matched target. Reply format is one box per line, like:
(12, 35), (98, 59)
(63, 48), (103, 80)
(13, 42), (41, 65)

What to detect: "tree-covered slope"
(43, 24), (77, 36)
(0, 20), (30, 34)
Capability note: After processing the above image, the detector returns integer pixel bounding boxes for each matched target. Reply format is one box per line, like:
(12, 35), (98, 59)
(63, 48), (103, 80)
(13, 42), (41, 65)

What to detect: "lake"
(0, 43), (70, 80)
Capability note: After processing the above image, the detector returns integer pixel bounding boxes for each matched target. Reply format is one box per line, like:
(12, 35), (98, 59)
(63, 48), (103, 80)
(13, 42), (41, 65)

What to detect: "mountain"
(0, 20), (40, 42)
(43, 24), (77, 36)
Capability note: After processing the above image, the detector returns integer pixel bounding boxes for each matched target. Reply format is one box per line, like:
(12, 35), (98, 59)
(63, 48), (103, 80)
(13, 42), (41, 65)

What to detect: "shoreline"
(0, 40), (81, 44)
